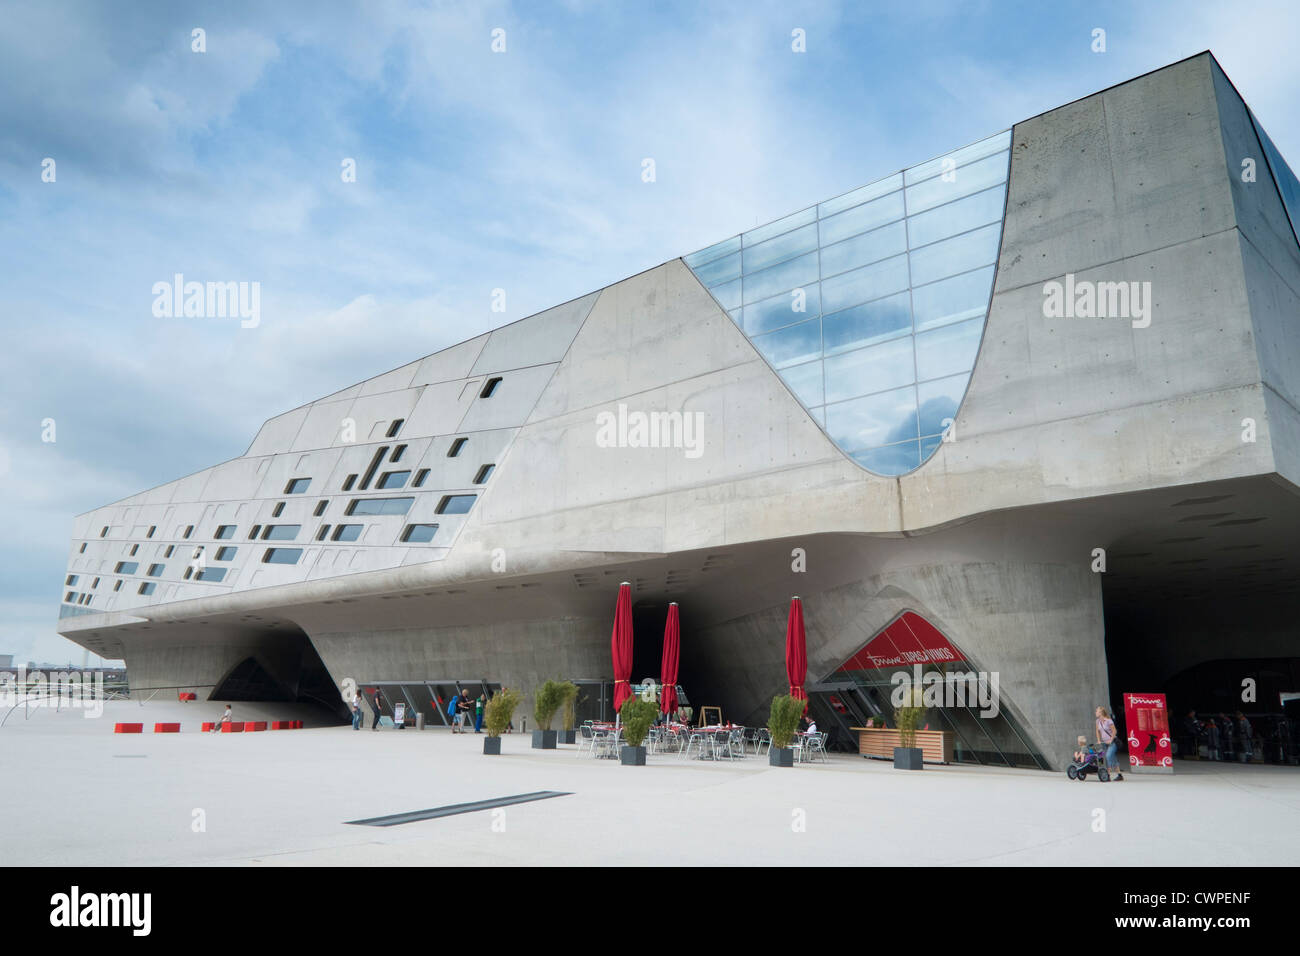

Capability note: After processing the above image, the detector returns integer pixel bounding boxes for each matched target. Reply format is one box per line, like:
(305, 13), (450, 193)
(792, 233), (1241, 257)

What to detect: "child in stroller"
(1067, 735), (1110, 782)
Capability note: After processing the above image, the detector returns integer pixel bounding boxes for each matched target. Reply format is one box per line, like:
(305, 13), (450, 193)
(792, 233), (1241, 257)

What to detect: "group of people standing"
(1182, 710), (1255, 761)
(350, 687), (489, 732)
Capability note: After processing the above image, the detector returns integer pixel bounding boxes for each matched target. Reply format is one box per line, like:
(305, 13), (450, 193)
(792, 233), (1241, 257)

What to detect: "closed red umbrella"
(785, 596), (808, 712)
(660, 602), (680, 718)
(611, 582), (634, 713)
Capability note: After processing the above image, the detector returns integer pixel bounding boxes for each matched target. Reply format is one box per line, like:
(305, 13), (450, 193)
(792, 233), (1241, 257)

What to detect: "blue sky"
(2, 0), (1299, 665)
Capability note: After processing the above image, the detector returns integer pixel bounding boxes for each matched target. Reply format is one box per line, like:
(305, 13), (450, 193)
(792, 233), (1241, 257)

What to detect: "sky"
(2, 0), (1299, 666)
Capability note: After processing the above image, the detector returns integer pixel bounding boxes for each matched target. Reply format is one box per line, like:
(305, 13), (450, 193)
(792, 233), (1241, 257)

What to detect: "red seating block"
(220, 721), (244, 733)
(114, 723), (143, 734)
(153, 723), (181, 733)
(201, 722), (215, 732)
(177, 692), (197, 701)
(245, 721), (267, 732)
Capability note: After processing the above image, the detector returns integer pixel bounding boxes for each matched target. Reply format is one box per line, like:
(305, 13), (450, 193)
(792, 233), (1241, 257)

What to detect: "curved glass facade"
(684, 130), (1011, 476)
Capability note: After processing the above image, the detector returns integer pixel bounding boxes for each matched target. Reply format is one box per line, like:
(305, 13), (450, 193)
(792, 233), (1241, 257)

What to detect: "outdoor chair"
(578, 724), (596, 756)
(806, 731), (829, 763)
(755, 728), (771, 755)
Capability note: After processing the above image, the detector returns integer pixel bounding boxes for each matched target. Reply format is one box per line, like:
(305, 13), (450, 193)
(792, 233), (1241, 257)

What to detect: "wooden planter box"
(852, 727), (953, 765)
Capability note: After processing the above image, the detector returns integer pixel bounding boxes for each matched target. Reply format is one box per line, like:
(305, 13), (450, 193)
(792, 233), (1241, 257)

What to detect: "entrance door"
(807, 681), (879, 751)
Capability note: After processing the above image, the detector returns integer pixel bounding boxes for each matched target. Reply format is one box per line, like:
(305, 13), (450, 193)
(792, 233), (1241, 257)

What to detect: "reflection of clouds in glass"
(686, 130), (1009, 476)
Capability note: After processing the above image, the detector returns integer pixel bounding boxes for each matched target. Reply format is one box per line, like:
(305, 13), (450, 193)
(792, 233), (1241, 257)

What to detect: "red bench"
(177, 692), (197, 701)
(244, 721), (267, 732)
(154, 723), (181, 733)
(114, 723), (143, 734)
(220, 721), (244, 733)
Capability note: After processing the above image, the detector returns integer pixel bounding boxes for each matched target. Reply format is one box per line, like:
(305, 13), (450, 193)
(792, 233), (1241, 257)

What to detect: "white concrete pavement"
(4, 700), (1297, 866)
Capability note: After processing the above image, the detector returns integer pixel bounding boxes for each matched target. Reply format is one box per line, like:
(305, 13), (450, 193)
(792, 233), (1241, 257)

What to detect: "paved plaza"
(4, 700), (1296, 866)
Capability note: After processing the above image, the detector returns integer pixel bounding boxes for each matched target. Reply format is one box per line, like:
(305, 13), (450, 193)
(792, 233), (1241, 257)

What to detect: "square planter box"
(893, 746), (924, 770)
(620, 745), (647, 766)
(557, 729), (576, 745)
(769, 747), (794, 767)
(531, 729), (557, 750)
(483, 737), (502, 755)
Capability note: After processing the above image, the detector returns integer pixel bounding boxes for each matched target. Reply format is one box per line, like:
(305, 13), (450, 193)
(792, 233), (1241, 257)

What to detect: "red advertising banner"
(836, 612), (964, 672)
(1123, 692), (1173, 772)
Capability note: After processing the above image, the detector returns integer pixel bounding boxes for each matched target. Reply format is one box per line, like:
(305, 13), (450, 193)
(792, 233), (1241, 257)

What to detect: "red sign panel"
(1123, 692), (1173, 772)
(837, 612), (964, 672)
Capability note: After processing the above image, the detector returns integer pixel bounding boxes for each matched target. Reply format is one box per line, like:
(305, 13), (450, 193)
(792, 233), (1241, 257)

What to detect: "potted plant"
(618, 697), (658, 765)
(767, 694), (804, 767)
(482, 687), (520, 755)
(893, 685), (925, 770)
(531, 680), (566, 749)
(557, 681), (580, 744)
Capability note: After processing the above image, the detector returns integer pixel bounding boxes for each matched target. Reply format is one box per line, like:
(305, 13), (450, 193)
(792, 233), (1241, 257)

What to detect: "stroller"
(1066, 745), (1110, 782)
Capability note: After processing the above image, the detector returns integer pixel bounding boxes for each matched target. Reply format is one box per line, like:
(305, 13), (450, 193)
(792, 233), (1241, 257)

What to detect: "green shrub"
(558, 681), (580, 731)
(618, 697), (658, 748)
(533, 679), (566, 730)
(484, 688), (521, 737)
(768, 694), (805, 749)
(894, 685), (925, 749)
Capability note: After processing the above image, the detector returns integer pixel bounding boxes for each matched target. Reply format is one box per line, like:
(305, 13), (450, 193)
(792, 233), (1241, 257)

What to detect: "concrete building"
(57, 53), (1300, 768)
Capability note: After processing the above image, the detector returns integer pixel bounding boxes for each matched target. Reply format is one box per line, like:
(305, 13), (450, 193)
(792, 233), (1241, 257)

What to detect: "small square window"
(386, 419), (405, 438)
(480, 376), (503, 398)
(64, 591), (75, 603)
(413, 468), (430, 488)
(65, 574), (77, 586)
(272, 502), (285, 517)
(147, 563), (164, 577)
(314, 500), (329, 517)
(448, 437), (468, 457)
(391, 444), (407, 462)
(474, 464), (495, 484)
(343, 474), (358, 491)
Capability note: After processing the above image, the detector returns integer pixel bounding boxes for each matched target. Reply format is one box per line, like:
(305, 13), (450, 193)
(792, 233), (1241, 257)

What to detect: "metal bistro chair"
(755, 728), (771, 755)
(578, 724), (596, 756)
(805, 731), (829, 764)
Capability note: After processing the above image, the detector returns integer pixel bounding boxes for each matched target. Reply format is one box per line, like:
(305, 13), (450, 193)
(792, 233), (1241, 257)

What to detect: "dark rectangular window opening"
(215, 546), (237, 561)
(332, 524), (363, 542)
(113, 581), (122, 592)
(147, 564), (163, 577)
(164, 545), (175, 557)
(314, 500), (329, 516)
(65, 575), (77, 586)
(215, 525), (236, 539)
(316, 525), (330, 541)
(386, 419), (405, 438)
(138, 583), (156, 596)
(474, 464), (495, 484)
(435, 494), (477, 515)
(261, 524), (301, 541)
(342, 474), (358, 491)
(345, 497), (414, 517)
(480, 377), (502, 398)
(195, 567), (227, 582)
(448, 437), (468, 457)
(413, 468), (430, 488)
(79, 543), (87, 553)
(184, 567), (194, 580)
(147, 525), (156, 538)
(129, 544), (139, 556)
(91, 578), (100, 589)
(401, 523), (439, 543)
(285, 478), (312, 494)
(248, 525), (262, 540)
(262, 548), (303, 565)
(377, 470), (410, 490)
(272, 502), (285, 518)
(183, 525), (194, 539)
(100, 526), (108, 538)
(359, 446), (390, 491)
(391, 444), (407, 462)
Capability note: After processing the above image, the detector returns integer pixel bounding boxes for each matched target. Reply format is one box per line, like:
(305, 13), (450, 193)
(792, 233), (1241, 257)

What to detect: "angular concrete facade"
(59, 54), (1300, 769)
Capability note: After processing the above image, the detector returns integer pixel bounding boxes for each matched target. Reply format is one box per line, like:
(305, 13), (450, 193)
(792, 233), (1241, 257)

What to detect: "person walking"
(369, 689), (384, 731)
(1206, 718), (1221, 760)
(351, 690), (362, 730)
(474, 693), (485, 733)
(1236, 712), (1254, 762)
(1095, 705), (1123, 781)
